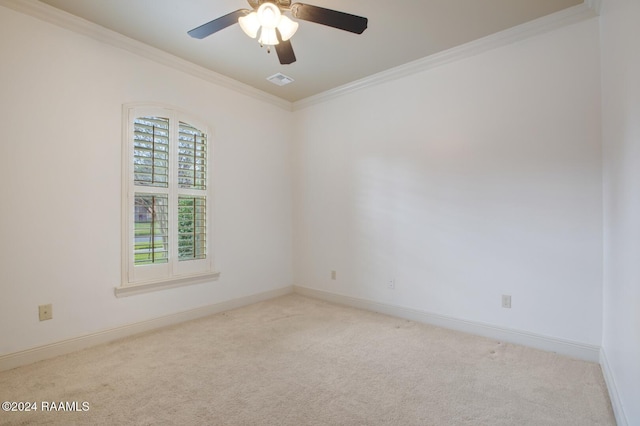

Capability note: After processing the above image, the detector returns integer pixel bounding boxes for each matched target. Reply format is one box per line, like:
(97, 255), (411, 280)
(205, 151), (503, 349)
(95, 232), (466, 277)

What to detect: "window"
(118, 104), (218, 296)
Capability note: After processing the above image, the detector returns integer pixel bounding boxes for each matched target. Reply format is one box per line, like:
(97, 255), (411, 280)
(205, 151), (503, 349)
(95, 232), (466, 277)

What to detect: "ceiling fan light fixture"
(257, 2), (281, 29)
(277, 15), (299, 41)
(238, 12), (260, 38)
(258, 26), (279, 46)
(188, 0), (368, 65)
(241, 3), (294, 46)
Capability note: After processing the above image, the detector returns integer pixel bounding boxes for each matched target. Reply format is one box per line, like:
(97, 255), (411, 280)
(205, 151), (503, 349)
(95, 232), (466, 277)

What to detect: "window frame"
(117, 103), (219, 297)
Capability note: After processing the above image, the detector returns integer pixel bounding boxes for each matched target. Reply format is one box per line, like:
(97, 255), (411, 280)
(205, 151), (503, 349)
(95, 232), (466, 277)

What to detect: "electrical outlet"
(331, 270), (336, 280)
(388, 279), (395, 289)
(39, 304), (53, 321)
(501, 295), (512, 309)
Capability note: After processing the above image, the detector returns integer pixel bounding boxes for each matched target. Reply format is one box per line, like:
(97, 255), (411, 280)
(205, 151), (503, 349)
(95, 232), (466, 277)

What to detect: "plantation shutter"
(133, 117), (169, 187)
(124, 105), (214, 289)
(134, 194), (169, 265)
(178, 121), (207, 190)
(178, 196), (207, 261)
(177, 120), (208, 262)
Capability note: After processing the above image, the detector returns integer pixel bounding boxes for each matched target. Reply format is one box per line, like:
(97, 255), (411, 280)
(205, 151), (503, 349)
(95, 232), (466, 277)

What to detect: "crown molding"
(1, 0), (599, 112)
(293, 1), (599, 111)
(0, 0), (293, 111)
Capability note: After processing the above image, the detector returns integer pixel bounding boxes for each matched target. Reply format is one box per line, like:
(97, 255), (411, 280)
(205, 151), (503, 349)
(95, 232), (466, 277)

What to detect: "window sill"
(115, 271), (221, 298)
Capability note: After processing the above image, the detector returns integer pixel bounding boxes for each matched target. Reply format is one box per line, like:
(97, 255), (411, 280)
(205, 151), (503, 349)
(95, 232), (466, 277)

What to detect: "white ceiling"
(35, 0), (583, 102)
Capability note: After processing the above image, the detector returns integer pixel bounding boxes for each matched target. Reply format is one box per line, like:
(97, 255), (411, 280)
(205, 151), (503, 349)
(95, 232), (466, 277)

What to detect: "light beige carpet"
(0, 294), (614, 425)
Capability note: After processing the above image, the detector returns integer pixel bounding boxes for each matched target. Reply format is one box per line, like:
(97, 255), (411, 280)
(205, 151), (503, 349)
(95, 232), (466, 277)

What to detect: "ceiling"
(36, 0), (583, 102)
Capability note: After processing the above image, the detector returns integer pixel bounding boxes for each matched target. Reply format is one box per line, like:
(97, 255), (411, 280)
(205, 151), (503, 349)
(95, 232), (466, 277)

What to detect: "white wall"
(1, 3), (633, 419)
(0, 6), (293, 355)
(600, 0), (640, 423)
(293, 18), (603, 345)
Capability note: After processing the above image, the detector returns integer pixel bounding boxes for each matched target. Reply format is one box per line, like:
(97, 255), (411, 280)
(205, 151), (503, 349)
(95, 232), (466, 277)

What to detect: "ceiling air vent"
(267, 73), (294, 86)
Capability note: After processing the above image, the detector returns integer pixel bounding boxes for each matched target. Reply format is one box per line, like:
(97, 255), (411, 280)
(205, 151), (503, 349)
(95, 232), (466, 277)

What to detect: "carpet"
(0, 294), (615, 425)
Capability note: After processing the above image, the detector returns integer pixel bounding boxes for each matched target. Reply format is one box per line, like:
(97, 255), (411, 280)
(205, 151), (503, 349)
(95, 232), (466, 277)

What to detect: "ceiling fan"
(188, 0), (368, 65)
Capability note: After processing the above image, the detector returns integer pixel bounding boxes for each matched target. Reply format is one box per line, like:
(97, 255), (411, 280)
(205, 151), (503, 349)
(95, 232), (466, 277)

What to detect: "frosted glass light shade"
(277, 15), (298, 41)
(240, 3), (298, 47)
(257, 3), (281, 29)
(259, 27), (279, 46)
(238, 12), (260, 38)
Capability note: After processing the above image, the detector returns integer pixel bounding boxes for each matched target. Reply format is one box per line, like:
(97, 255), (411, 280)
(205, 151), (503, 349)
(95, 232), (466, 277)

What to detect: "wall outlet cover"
(39, 304), (53, 321)
(502, 295), (512, 309)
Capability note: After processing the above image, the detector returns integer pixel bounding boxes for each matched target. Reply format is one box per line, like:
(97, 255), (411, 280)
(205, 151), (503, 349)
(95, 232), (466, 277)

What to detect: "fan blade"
(291, 3), (367, 34)
(188, 9), (249, 39)
(275, 30), (296, 64)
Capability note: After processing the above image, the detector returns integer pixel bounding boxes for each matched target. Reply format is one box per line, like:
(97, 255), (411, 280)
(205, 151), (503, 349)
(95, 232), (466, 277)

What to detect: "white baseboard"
(0, 286), (294, 372)
(294, 285), (601, 363)
(1, 284), (604, 372)
(600, 348), (629, 426)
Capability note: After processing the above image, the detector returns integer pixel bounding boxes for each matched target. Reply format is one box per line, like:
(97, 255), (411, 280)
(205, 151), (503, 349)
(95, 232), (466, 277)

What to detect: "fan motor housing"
(247, 0), (292, 9)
